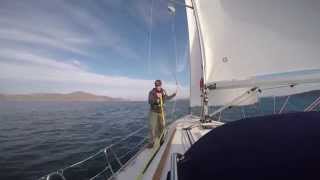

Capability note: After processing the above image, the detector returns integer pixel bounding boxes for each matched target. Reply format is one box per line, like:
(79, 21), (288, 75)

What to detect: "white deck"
(114, 115), (224, 180)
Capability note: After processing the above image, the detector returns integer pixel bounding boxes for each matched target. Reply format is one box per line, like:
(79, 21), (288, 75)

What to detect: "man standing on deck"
(148, 80), (176, 148)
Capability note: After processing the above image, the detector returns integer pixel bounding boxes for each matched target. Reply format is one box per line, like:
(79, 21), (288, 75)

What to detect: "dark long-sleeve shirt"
(148, 88), (176, 113)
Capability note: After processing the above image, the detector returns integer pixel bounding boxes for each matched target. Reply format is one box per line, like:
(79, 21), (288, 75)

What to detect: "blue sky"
(0, 0), (190, 100)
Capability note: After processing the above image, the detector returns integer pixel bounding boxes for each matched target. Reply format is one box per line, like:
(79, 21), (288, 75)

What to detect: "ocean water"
(1, 91), (319, 180)
(192, 91), (320, 122)
(0, 100), (189, 180)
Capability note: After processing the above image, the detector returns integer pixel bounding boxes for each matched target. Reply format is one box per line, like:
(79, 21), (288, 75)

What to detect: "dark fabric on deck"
(178, 111), (320, 180)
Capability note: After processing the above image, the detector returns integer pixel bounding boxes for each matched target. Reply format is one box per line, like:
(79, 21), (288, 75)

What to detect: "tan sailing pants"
(149, 111), (165, 145)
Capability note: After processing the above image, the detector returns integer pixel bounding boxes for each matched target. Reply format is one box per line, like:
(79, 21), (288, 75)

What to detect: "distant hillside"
(0, 91), (124, 102)
(0, 94), (5, 101)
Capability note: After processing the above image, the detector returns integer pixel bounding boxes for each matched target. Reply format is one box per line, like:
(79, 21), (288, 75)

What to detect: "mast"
(189, 0), (209, 122)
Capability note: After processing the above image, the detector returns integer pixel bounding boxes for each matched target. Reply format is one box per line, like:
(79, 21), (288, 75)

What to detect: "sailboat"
(41, 0), (320, 179)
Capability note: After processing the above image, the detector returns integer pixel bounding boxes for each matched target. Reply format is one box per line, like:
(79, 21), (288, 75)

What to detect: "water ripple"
(0, 100), (189, 180)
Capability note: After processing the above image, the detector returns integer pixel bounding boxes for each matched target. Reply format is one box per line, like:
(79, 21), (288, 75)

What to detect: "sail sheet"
(185, 0), (320, 106)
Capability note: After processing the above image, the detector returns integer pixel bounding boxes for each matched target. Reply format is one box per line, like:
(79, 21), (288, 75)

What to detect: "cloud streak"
(0, 0), (189, 99)
(0, 50), (187, 100)
(0, 0), (142, 59)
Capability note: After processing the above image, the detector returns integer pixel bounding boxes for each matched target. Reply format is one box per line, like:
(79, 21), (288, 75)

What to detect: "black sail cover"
(178, 111), (320, 180)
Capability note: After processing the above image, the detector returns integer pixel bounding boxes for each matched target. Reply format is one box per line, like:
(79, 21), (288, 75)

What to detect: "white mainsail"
(185, 0), (320, 106)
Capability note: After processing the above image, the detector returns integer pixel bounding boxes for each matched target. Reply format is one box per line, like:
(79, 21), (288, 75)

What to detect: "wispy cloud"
(0, 0), (142, 60)
(0, 0), (189, 99)
(0, 49), (81, 71)
(0, 27), (87, 55)
(0, 51), (187, 100)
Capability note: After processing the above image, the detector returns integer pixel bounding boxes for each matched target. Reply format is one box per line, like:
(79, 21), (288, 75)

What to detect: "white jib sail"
(185, 0), (202, 107)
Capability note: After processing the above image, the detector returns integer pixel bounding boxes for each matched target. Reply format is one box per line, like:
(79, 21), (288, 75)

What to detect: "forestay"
(185, 0), (320, 106)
